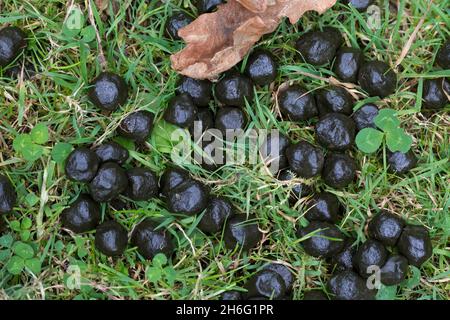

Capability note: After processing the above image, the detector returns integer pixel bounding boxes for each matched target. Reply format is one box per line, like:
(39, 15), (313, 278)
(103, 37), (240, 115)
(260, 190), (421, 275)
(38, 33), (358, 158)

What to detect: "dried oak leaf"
(171, 0), (337, 79)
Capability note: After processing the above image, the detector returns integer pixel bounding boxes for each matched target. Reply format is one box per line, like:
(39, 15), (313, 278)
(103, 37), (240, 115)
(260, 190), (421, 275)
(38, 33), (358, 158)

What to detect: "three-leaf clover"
(355, 108), (413, 154)
(145, 253), (178, 286)
(13, 123), (49, 162)
(1, 239), (42, 275)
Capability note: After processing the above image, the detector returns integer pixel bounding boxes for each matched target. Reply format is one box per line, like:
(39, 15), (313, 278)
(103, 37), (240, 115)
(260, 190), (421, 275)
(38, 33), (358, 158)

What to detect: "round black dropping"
(164, 94), (198, 128)
(354, 239), (388, 278)
(160, 167), (189, 196)
(315, 113), (356, 151)
(95, 141), (129, 165)
(131, 219), (174, 260)
(331, 238), (357, 272)
(195, 138), (225, 172)
(244, 270), (286, 300)
(189, 108), (214, 137)
(305, 192), (342, 223)
(380, 255), (409, 286)
(125, 168), (159, 201)
(61, 194), (101, 234)
(327, 270), (376, 300)
(65, 147), (100, 183)
(0, 26), (27, 67)
(316, 86), (354, 116)
(215, 107), (247, 138)
(89, 162), (128, 203)
(387, 150), (417, 174)
(322, 153), (357, 189)
(95, 220), (128, 257)
(198, 196), (234, 234)
(303, 290), (328, 300)
(260, 132), (290, 172)
(220, 290), (242, 300)
(215, 73), (254, 107)
(118, 110), (154, 143)
(295, 28), (343, 66)
(224, 215), (262, 251)
(196, 0), (225, 13)
(278, 85), (318, 121)
(277, 170), (313, 204)
(368, 210), (405, 246)
(352, 103), (379, 131)
(0, 174), (17, 214)
(436, 38), (450, 69)
(333, 47), (364, 83)
(358, 61), (397, 98)
(285, 141), (324, 179)
(397, 225), (432, 267)
(166, 179), (209, 215)
(165, 12), (193, 40)
(297, 221), (346, 258)
(422, 78), (450, 109)
(177, 76), (212, 107)
(245, 50), (278, 86)
(342, 0), (374, 12)
(263, 263), (294, 293)
(88, 72), (128, 112)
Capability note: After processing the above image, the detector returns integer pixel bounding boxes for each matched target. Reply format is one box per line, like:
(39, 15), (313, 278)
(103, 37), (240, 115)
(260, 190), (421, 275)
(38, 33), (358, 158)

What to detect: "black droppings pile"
(297, 221), (345, 258)
(387, 150), (418, 174)
(177, 76), (212, 107)
(278, 85), (318, 121)
(224, 215), (262, 251)
(322, 153), (357, 189)
(131, 219), (174, 259)
(352, 103), (379, 131)
(165, 12), (193, 40)
(198, 196), (234, 234)
(215, 73), (254, 107)
(88, 72), (128, 112)
(296, 28), (343, 66)
(245, 50), (278, 86)
(61, 194), (101, 234)
(333, 47), (364, 83)
(315, 113), (356, 151)
(422, 78), (450, 110)
(95, 220), (128, 257)
(125, 168), (159, 201)
(95, 141), (129, 165)
(164, 93), (198, 128)
(89, 162), (128, 203)
(358, 61), (397, 98)
(0, 26), (27, 67)
(305, 192), (342, 223)
(65, 147), (100, 183)
(285, 141), (324, 178)
(316, 86), (354, 115)
(117, 110), (155, 143)
(0, 174), (17, 214)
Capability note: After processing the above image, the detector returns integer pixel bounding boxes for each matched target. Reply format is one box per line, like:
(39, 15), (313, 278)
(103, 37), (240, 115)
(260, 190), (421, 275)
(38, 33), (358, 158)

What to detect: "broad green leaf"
(51, 142), (73, 164)
(146, 267), (162, 283)
(0, 234), (14, 248)
(21, 217), (32, 230)
(25, 258), (42, 274)
(355, 128), (384, 153)
(9, 220), (21, 232)
(386, 128), (413, 153)
(153, 253), (167, 268)
(25, 193), (40, 207)
(81, 26), (96, 42)
(20, 230), (31, 242)
(21, 143), (44, 162)
(151, 120), (188, 154)
(376, 284), (398, 300)
(374, 109), (400, 131)
(13, 241), (34, 259)
(13, 134), (33, 153)
(30, 123), (49, 144)
(63, 7), (84, 34)
(405, 266), (421, 289)
(7, 256), (25, 275)
(0, 249), (11, 262)
(164, 266), (177, 287)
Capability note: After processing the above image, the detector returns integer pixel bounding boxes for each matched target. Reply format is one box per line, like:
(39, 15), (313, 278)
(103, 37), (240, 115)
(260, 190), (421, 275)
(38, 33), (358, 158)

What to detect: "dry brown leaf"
(171, 0), (337, 79)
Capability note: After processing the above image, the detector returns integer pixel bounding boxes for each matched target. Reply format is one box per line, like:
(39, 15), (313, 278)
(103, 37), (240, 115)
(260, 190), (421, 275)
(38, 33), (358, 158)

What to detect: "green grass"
(0, 0), (449, 300)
